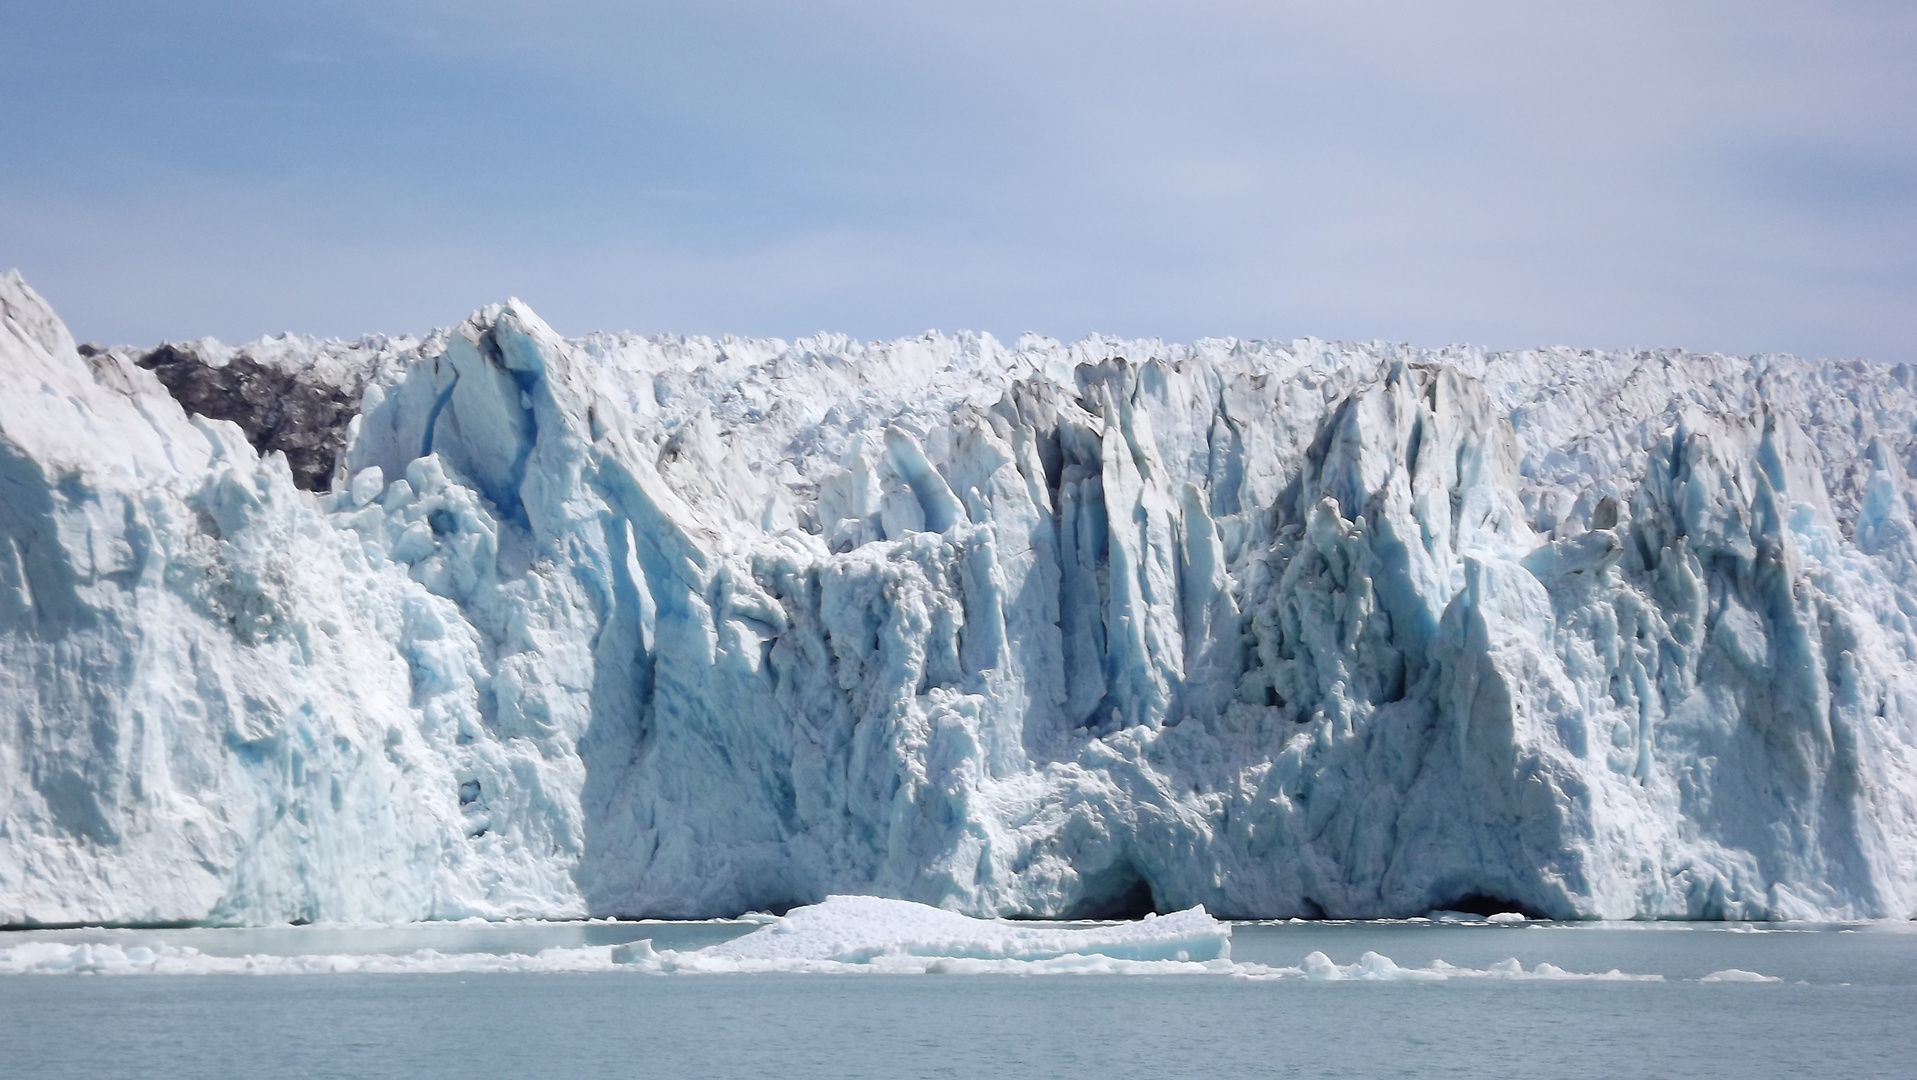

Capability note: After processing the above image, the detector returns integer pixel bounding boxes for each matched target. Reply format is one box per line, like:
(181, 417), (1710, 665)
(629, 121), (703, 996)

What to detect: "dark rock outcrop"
(86, 343), (365, 492)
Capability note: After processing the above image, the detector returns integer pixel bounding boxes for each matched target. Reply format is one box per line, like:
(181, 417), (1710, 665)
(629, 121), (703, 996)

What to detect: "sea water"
(2, 920), (1912, 1078)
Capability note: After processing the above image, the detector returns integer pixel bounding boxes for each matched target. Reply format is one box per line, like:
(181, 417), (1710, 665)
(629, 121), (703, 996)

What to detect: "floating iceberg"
(0, 896), (1665, 980)
(1699, 968), (1783, 983)
(695, 894), (1229, 964)
(4, 268), (1917, 925)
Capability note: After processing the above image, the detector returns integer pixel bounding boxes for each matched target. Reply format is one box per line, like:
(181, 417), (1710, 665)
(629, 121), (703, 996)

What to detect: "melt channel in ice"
(5, 265), (1917, 927)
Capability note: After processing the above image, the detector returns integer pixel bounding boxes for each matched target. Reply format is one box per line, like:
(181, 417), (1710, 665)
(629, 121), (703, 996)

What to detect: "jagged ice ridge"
(4, 269), (1917, 925)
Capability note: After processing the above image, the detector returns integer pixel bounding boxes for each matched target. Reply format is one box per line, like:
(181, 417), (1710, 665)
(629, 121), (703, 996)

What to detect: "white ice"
(6, 266), (1917, 925)
(686, 894), (1229, 963)
(0, 896), (1658, 980)
(1700, 968), (1783, 983)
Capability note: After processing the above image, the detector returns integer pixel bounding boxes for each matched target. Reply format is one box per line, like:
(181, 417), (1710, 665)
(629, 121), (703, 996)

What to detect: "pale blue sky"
(4, 1), (1913, 359)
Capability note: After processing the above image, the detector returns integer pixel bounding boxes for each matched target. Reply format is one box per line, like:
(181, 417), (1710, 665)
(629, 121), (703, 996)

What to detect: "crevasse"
(4, 268), (1916, 924)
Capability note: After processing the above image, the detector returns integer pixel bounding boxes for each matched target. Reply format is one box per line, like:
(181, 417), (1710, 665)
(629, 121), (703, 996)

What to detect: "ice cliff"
(5, 268), (1917, 925)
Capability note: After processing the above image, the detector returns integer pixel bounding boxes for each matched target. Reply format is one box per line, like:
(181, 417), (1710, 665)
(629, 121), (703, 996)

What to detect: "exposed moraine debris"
(78, 342), (369, 492)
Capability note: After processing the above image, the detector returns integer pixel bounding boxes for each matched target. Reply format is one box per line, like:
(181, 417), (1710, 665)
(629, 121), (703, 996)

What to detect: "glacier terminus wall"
(4, 268), (1917, 925)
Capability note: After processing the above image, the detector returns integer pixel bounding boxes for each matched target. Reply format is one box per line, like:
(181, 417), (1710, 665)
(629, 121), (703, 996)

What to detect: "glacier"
(4, 267), (1917, 926)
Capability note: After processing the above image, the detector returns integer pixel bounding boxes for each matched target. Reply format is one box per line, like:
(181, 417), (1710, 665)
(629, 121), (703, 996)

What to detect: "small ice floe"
(1700, 969), (1783, 983)
(1427, 910), (1530, 925)
(1296, 951), (1659, 982)
(0, 898), (1665, 981)
(641, 895), (1236, 974)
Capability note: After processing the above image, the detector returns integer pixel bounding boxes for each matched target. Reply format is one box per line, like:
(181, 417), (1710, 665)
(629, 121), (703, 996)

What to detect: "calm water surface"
(3, 920), (1912, 1079)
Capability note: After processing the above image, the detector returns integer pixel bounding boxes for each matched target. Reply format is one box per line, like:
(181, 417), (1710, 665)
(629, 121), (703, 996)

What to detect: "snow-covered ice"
(1700, 968), (1783, 983)
(5, 267), (1917, 925)
(694, 894), (1229, 963)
